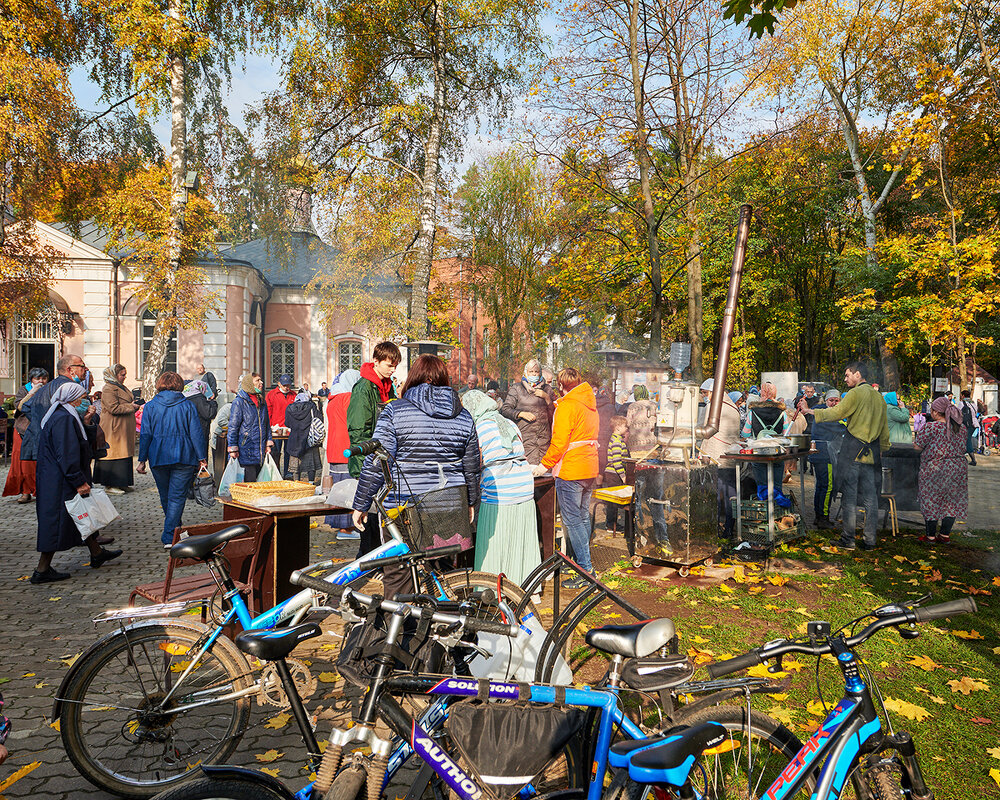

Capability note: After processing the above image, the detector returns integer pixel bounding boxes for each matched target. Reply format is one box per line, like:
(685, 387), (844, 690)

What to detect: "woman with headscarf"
(324, 369), (361, 532)
(227, 373), (273, 483)
(741, 381), (792, 505)
(625, 385), (658, 453)
(286, 391), (323, 482)
(31, 383), (122, 583)
(883, 392), (913, 444)
(913, 396), (968, 544)
(183, 379), (218, 460)
(3, 367), (48, 503)
(500, 358), (554, 464)
(462, 389), (540, 585)
(93, 364), (139, 496)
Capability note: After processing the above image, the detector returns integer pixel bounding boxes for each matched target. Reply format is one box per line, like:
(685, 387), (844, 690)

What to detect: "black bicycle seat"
(169, 524), (249, 560)
(235, 623), (322, 661)
(628, 722), (727, 785)
(585, 618), (676, 658)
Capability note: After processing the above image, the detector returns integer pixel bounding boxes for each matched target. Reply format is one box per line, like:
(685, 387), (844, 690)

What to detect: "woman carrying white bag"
(31, 382), (123, 585)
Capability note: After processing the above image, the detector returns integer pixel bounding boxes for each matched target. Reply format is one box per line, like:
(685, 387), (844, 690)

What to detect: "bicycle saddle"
(235, 623), (323, 661)
(627, 722), (728, 786)
(169, 524), (249, 560)
(585, 618), (675, 658)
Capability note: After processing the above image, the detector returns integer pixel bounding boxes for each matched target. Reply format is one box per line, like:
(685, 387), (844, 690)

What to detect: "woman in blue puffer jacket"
(227, 373), (274, 481)
(352, 355), (481, 593)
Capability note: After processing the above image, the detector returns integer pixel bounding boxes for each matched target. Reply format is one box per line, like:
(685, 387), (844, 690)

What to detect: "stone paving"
(1, 455), (998, 798)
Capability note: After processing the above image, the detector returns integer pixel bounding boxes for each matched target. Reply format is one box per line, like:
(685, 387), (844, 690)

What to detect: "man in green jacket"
(346, 341), (401, 555)
(800, 361), (889, 551)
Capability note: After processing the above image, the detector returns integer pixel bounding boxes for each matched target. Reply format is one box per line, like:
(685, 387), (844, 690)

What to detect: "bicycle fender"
(51, 616), (220, 722)
(199, 765), (299, 799)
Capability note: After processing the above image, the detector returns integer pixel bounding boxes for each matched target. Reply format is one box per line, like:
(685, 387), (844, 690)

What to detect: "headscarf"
(184, 379), (211, 398)
(103, 364), (128, 393)
(883, 391), (898, 407)
(331, 369), (361, 396)
(41, 382), (87, 437)
(294, 391), (312, 402)
(760, 382), (778, 401)
(728, 391), (742, 404)
(240, 374), (259, 395)
(633, 385), (650, 401)
(462, 389), (520, 452)
(931, 396), (963, 434)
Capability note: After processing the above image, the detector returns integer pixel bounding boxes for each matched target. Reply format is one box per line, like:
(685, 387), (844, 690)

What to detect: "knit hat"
(825, 389), (841, 401)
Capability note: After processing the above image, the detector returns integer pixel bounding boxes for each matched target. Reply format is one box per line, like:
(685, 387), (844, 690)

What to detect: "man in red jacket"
(266, 374), (297, 478)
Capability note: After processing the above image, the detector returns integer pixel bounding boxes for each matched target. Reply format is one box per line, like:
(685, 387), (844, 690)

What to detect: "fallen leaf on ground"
(0, 760), (42, 792)
(992, 576), (1000, 587)
(748, 663), (787, 679)
(261, 767), (281, 777)
(806, 700), (826, 716)
(719, 584), (735, 594)
(892, 555), (907, 563)
(883, 697), (930, 722)
(769, 706), (795, 725)
(767, 574), (789, 586)
(318, 672), (338, 683)
(991, 769), (1000, 789)
(952, 630), (983, 640)
(256, 749), (284, 763)
(987, 746), (1000, 760)
(50, 719), (61, 732)
(692, 635), (710, 644)
(928, 695), (947, 705)
(264, 713), (291, 730)
(907, 655), (940, 672)
(947, 676), (989, 695)
(971, 717), (993, 725)
(60, 653), (81, 667)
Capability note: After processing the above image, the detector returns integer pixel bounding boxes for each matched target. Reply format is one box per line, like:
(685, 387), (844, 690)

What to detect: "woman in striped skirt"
(461, 390), (540, 587)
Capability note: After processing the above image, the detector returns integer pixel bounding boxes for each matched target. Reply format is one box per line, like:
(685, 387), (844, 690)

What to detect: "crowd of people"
(2, 346), (985, 588)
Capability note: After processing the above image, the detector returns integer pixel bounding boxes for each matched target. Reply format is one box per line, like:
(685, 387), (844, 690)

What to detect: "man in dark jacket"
(20, 354), (83, 461)
(266, 374), (297, 478)
(346, 341), (401, 555)
(808, 389), (845, 530)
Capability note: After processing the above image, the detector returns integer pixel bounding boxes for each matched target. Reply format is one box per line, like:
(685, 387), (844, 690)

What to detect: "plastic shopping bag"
(258, 452), (281, 482)
(65, 487), (122, 537)
(219, 456), (244, 496)
(193, 467), (217, 508)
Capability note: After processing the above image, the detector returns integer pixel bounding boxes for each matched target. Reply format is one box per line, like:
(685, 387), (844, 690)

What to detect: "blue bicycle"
(604, 596), (978, 800)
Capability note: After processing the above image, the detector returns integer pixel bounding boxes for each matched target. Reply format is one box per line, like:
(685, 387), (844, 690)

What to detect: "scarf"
(294, 391), (312, 402)
(41, 382), (88, 437)
(360, 362), (392, 403)
(240, 374), (263, 403)
(462, 389), (520, 451)
(931, 396), (963, 434)
(184, 379), (211, 398)
(103, 364), (129, 394)
(331, 369), (361, 396)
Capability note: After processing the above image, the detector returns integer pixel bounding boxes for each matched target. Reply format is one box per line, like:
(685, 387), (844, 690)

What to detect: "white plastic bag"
(219, 456), (245, 496)
(326, 478), (359, 509)
(65, 487), (122, 537)
(258, 452), (281, 482)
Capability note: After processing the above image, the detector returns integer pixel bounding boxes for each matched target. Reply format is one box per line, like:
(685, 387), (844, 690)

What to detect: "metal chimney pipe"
(696, 204), (752, 441)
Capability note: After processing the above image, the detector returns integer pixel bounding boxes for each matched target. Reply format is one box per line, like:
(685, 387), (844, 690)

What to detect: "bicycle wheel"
(439, 570), (539, 620)
(607, 705), (809, 800)
(324, 765), (367, 800)
(60, 622), (253, 798)
(149, 775), (289, 799)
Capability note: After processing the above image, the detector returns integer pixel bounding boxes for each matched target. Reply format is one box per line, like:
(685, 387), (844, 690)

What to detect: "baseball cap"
(278, 374), (293, 386)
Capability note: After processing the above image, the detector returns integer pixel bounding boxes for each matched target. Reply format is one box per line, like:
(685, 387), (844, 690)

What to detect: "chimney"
(284, 186), (314, 234)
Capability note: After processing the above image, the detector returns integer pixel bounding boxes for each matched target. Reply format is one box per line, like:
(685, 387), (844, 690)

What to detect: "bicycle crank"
(257, 659), (317, 707)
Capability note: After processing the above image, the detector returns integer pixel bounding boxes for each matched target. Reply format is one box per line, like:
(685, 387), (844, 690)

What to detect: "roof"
(48, 220), (119, 256)
(223, 232), (338, 288)
(947, 359), (997, 385)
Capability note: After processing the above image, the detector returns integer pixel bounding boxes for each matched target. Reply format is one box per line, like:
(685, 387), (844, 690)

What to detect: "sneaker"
(104, 487), (125, 495)
(29, 568), (71, 584)
(561, 575), (590, 590)
(858, 541), (876, 551)
(815, 518), (834, 531)
(90, 548), (123, 568)
(918, 534), (937, 544)
(936, 534), (950, 544)
(337, 530), (361, 540)
(836, 538), (856, 550)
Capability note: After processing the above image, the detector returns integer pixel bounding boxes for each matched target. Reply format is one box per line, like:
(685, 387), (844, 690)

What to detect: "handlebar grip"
(360, 544), (464, 571)
(913, 597), (978, 622)
(464, 616), (520, 637)
(290, 571), (348, 599)
(422, 544), (463, 559)
(706, 649), (762, 679)
(344, 439), (381, 458)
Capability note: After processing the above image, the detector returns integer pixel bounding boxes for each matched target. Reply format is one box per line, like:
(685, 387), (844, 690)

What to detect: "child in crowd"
(604, 416), (630, 532)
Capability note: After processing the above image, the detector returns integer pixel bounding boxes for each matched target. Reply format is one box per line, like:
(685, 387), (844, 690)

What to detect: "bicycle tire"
(865, 764), (905, 800)
(147, 775), (289, 799)
(323, 765), (367, 800)
(60, 622), (253, 798)
(439, 570), (539, 620)
(606, 705), (810, 800)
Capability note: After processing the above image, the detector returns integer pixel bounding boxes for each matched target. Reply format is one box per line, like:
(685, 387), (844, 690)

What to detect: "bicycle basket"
(445, 700), (585, 800)
(403, 483), (473, 552)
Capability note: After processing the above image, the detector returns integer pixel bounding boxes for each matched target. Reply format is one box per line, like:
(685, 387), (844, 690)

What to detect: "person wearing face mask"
(3, 368), (49, 503)
(19, 354), (87, 465)
(266, 374), (298, 478)
(227, 373), (274, 482)
(500, 358), (554, 465)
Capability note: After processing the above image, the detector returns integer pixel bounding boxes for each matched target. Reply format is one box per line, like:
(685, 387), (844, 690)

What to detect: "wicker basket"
(229, 480), (316, 504)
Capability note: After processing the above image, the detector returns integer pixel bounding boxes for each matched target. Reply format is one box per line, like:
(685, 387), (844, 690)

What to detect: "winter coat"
(99, 381), (139, 460)
(346, 377), (396, 477)
(541, 382), (600, 480)
(886, 404), (913, 444)
(185, 393), (218, 459)
(286, 400), (322, 459)
(595, 387), (615, 473)
(138, 390), (207, 468)
(326, 394), (351, 465)
(626, 399), (658, 452)
(227, 391), (272, 467)
(265, 386), (296, 427)
(353, 383), (481, 513)
(20, 375), (72, 461)
(698, 398), (743, 465)
(36, 406), (93, 553)
(499, 379), (554, 464)
(742, 399), (790, 439)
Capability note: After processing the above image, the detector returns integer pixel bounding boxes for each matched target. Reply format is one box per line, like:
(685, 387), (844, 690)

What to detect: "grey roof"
(49, 220), (119, 256)
(222, 232), (337, 287)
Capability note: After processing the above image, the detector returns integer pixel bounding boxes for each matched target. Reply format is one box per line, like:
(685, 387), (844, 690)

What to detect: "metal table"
(721, 449), (809, 545)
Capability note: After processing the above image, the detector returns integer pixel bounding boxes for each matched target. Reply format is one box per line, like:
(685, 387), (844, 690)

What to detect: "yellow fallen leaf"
(47, 596), (61, 601)
(748, 663), (787, 679)
(907, 655), (939, 672)
(256, 749), (284, 763)
(0, 760), (42, 792)
(265, 713), (291, 730)
(261, 767), (281, 777)
(993, 647), (1000, 656)
(159, 642), (191, 656)
(769, 693), (788, 701)
(892, 555), (907, 563)
(992, 576), (1000, 587)
(769, 706), (795, 725)
(60, 653), (81, 668)
(806, 700), (826, 717)
(767, 574), (789, 586)
(883, 697), (930, 722)
(17, 575), (30, 581)
(991, 768), (1000, 789)
(928, 695), (946, 705)
(732, 565), (747, 583)
(952, 630), (983, 640)
(22, 673), (35, 678)
(987, 746), (1000, 760)
(50, 719), (61, 732)
(692, 635), (710, 644)
(763, 604), (780, 610)
(607, 612), (622, 619)
(947, 677), (989, 695)
(719, 583), (735, 594)
(34, 681), (48, 689)
(783, 659), (806, 673)
(318, 672), (338, 683)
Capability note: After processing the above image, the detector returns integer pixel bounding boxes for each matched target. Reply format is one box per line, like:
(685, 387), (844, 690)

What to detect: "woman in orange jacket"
(532, 367), (599, 588)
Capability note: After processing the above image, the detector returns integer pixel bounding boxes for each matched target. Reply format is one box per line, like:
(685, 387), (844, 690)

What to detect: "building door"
(19, 343), (56, 384)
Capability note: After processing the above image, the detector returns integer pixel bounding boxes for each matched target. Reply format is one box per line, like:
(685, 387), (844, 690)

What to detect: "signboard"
(933, 377), (949, 392)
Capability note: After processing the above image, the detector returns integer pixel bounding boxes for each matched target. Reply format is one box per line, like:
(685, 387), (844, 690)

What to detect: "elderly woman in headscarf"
(94, 363), (139, 494)
(183, 379), (218, 460)
(741, 381), (792, 506)
(500, 358), (554, 464)
(286, 391), (324, 482)
(462, 389), (540, 585)
(227, 372), (273, 483)
(31, 383), (122, 584)
(913, 396), (968, 544)
(883, 392), (913, 444)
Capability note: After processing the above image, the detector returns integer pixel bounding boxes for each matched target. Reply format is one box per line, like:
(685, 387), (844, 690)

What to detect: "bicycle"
(604, 595), (978, 800)
(53, 441), (537, 798)
(150, 570), (802, 800)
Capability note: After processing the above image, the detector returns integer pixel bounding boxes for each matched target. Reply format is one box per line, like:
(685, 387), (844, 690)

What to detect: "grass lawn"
(576, 528), (1000, 799)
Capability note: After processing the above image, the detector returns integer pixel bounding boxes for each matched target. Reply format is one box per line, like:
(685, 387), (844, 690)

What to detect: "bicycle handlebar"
(344, 439), (382, 458)
(706, 598), (978, 679)
(289, 570), (520, 638)
(359, 544), (463, 570)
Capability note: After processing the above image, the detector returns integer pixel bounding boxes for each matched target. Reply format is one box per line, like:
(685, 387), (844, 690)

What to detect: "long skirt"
(2, 431), (36, 497)
(94, 456), (134, 489)
(474, 500), (540, 588)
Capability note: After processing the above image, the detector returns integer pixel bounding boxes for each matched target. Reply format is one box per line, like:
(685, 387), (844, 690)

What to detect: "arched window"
(141, 308), (177, 375)
(270, 339), (296, 385)
(339, 340), (362, 373)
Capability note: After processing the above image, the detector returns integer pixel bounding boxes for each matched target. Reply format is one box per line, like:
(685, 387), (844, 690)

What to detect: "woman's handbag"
(193, 467), (216, 508)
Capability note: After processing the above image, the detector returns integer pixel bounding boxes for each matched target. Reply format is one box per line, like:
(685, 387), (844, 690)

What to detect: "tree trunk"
(627, 0), (663, 362)
(142, 0), (186, 399)
(956, 332), (968, 392)
(409, 8), (445, 339)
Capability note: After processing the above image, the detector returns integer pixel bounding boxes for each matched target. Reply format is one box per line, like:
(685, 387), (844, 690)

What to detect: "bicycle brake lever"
(769, 655), (785, 674)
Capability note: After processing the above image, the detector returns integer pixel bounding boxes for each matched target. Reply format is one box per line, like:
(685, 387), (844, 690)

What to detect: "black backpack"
(961, 401), (974, 430)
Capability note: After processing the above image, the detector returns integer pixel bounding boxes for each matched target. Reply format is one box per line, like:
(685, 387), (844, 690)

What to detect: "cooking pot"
(788, 433), (811, 452)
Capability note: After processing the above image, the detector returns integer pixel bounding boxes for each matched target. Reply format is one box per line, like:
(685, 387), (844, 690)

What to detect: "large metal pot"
(788, 433), (811, 452)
